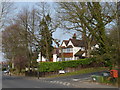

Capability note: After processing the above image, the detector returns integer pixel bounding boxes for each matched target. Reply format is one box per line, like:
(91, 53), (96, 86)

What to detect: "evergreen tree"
(39, 14), (53, 61)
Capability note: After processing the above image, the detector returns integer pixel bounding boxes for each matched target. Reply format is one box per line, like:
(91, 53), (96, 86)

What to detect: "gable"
(67, 40), (74, 47)
(61, 40), (69, 47)
(61, 42), (67, 47)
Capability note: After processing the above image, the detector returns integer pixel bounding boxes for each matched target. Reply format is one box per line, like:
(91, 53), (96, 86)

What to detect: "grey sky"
(0, 2), (74, 62)
(1, 1), (115, 62)
(14, 2), (74, 45)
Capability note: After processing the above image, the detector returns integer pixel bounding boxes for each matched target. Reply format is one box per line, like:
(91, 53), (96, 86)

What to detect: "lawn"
(47, 67), (109, 78)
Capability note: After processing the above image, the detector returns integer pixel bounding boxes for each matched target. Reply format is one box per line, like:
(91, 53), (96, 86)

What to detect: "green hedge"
(2, 67), (7, 71)
(38, 58), (96, 72)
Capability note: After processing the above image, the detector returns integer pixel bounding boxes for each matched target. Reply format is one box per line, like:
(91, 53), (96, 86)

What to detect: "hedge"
(38, 58), (96, 72)
(2, 67), (7, 71)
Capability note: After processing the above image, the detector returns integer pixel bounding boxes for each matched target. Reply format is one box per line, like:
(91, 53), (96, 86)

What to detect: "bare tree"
(56, 2), (116, 57)
(15, 7), (38, 70)
(2, 24), (29, 72)
(2, 2), (60, 71)
(0, 0), (14, 30)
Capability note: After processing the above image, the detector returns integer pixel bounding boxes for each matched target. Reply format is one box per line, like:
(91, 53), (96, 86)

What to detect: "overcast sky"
(14, 2), (76, 44)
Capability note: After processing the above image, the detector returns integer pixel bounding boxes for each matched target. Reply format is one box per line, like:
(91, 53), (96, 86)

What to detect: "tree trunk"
(60, 46), (64, 61)
(87, 41), (91, 58)
(12, 57), (14, 69)
(45, 38), (49, 62)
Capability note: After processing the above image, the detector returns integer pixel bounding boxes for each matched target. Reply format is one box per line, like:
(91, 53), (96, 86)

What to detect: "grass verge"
(47, 67), (109, 78)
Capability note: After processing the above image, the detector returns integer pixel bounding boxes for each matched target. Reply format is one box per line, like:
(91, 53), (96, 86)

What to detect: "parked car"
(3, 70), (9, 74)
(91, 71), (110, 82)
(91, 70), (119, 83)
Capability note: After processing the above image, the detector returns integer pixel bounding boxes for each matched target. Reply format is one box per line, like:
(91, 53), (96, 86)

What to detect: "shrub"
(10, 68), (16, 72)
(38, 58), (96, 72)
(2, 67), (6, 71)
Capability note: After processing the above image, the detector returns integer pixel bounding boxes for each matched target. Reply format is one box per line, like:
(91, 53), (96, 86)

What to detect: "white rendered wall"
(61, 42), (67, 47)
(73, 47), (81, 60)
(82, 53), (86, 57)
(73, 47), (81, 56)
(37, 53), (47, 62)
(67, 41), (74, 47)
(95, 44), (99, 48)
(53, 54), (57, 62)
(37, 53), (41, 62)
(41, 56), (47, 62)
(81, 47), (85, 51)
(91, 44), (99, 50)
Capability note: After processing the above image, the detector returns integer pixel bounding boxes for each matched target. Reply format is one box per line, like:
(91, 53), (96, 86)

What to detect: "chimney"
(72, 33), (76, 39)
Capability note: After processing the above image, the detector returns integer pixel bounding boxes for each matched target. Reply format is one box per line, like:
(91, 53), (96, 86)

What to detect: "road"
(44, 71), (118, 88)
(45, 71), (105, 82)
(2, 74), (73, 88)
(2, 71), (118, 88)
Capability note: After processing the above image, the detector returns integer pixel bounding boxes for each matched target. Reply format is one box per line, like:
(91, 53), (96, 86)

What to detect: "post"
(37, 62), (39, 79)
(37, 52), (42, 79)
(37, 71), (39, 79)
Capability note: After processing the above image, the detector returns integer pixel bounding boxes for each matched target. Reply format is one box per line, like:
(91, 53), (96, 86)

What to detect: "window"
(67, 48), (73, 53)
(81, 47), (85, 51)
(70, 48), (73, 52)
(63, 49), (66, 53)
(67, 48), (70, 53)
(62, 48), (73, 53)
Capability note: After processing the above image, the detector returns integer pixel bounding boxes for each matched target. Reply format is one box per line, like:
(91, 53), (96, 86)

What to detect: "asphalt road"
(2, 71), (118, 88)
(44, 71), (118, 88)
(45, 71), (106, 82)
(2, 74), (74, 88)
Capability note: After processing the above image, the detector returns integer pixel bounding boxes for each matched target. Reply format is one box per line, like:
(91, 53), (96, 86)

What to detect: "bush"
(2, 67), (6, 71)
(21, 69), (26, 73)
(10, 68), (16, 72)
(38, 58), (96, 72)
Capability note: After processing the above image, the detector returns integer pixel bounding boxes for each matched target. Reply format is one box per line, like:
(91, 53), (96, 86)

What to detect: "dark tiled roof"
(70, 39), (85, 47)
(74, 50), (85, 56)
(67, 45), (73, 48)
(63, 40), (69, 46)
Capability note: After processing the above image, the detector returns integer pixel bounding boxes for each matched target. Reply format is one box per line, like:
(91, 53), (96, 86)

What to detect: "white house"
(53, 33), (86, 62)
(37, 33), (98, 62)
(37, 52), (47, 62)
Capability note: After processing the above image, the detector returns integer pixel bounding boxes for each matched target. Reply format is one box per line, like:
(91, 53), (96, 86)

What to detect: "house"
(53, 33), (86, 62)
(37, 33), (99, 62)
